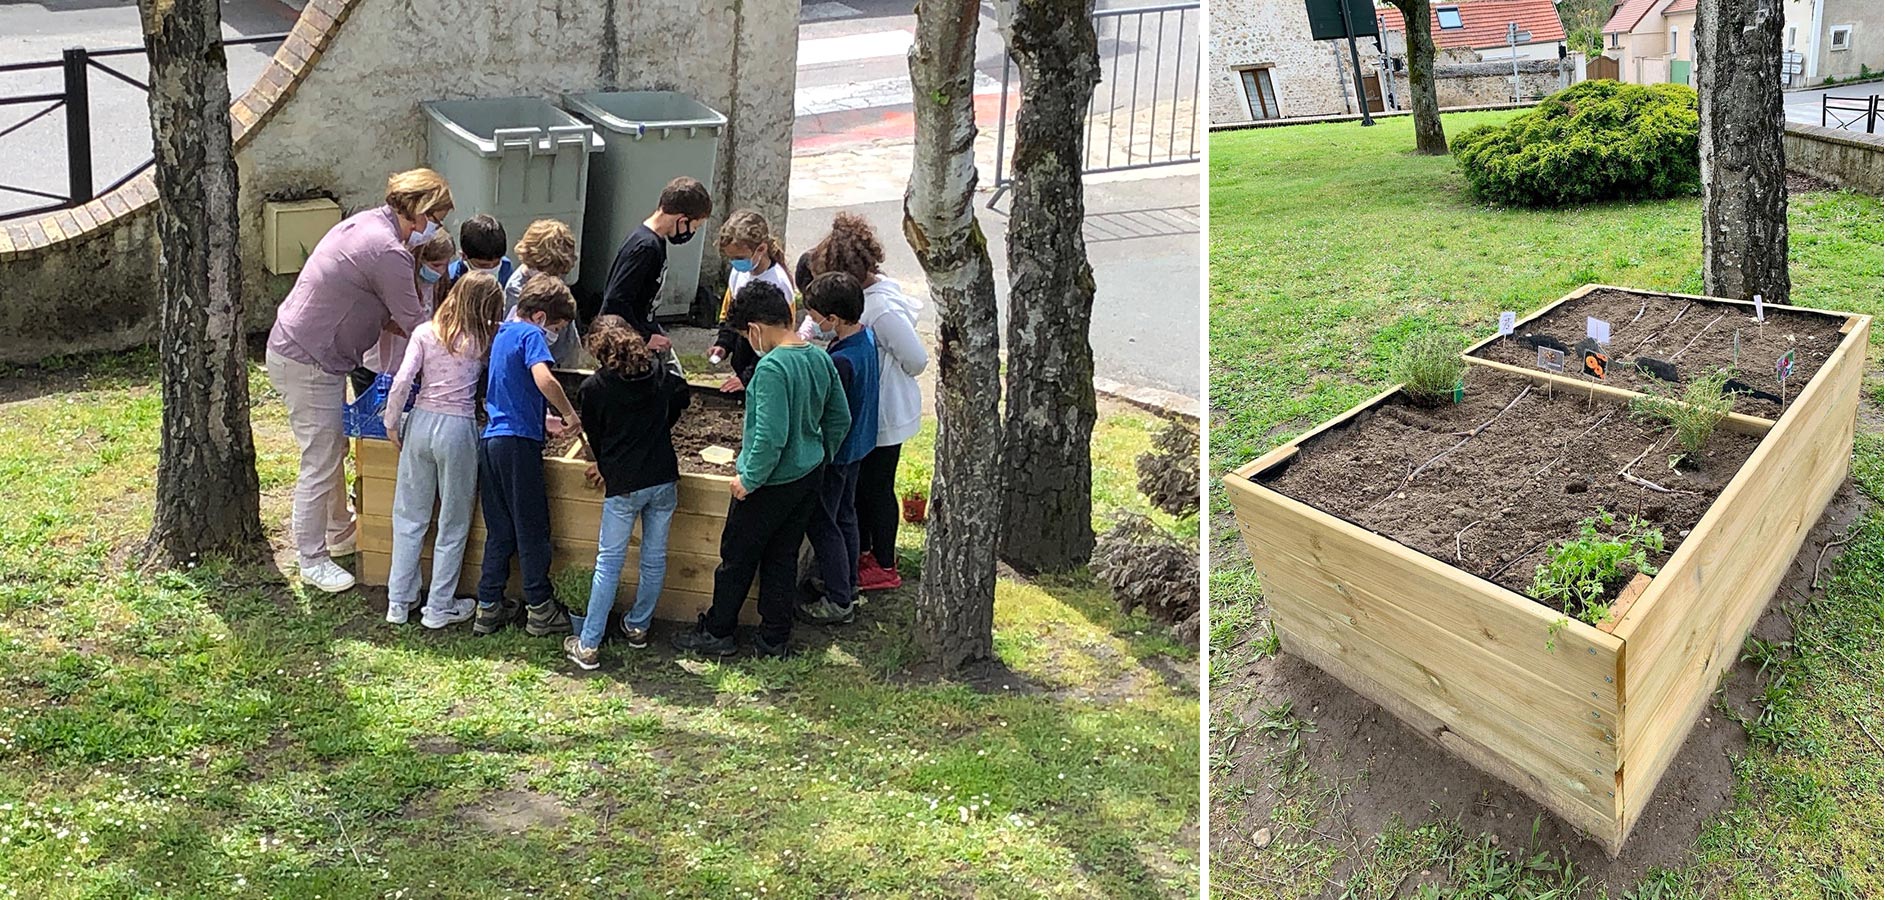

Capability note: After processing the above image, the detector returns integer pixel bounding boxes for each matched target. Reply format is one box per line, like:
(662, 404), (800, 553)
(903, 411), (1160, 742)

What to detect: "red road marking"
(793, 90), (1017, 153)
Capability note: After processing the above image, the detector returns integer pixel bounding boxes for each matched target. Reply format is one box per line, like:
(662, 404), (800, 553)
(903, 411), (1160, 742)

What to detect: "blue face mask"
(730, 258), (756, 274)
(419, 266), (444, 284)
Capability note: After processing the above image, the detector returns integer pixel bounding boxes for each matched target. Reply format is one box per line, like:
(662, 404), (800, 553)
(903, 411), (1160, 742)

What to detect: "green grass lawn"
(1210, 111), (1882, 898)
(0, 352), (1199, 899)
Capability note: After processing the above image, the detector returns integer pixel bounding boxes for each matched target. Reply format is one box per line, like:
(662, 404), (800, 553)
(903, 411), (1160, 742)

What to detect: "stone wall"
(1785, 122), (1884, 195)
(0, 0), (797, 365)
(1209, 0), (1350, 123)
(1434, 59), (1573, 106)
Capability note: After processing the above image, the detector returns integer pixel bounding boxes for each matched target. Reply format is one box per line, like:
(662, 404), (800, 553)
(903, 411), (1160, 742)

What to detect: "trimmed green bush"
(1453, 80), (1700, 207)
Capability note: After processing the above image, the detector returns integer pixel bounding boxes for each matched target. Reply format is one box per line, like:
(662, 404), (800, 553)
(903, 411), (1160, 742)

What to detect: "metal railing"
(989, 1), (1202, 207)
(1822, 93), (1880, 133)
(0, 33), (287, 221)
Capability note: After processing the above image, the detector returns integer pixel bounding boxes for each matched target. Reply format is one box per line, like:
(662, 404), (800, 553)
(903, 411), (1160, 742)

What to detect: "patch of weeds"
(1630, 368), (1733, 468)
(1419, 820), (1586, 899)
(1394, 331), (1468, 406)
(1530, 510), (1664, 625)
(551, 565), (593, 614)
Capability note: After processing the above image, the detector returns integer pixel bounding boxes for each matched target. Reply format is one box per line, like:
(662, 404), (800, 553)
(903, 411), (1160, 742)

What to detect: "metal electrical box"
(262, 197), (343, 275)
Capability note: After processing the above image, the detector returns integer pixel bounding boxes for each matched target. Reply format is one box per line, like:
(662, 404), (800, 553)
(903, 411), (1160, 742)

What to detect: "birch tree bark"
(1696, 0), (1790, 303)
(1385, 0), (1448, 154)
(995, 0), (1100, 574)
(140, 0), (266, 564)
(904, 0), (1004, 669)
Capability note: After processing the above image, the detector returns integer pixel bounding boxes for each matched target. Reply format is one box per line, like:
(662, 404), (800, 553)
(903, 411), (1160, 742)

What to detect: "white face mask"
(469, 264), (500, 277)
(407, 219), (440, 247)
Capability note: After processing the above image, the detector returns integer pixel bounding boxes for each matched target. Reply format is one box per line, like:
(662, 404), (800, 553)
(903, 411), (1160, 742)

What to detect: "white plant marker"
(1586, 316), (1611, 345)
(1753, 293), (1765, 323)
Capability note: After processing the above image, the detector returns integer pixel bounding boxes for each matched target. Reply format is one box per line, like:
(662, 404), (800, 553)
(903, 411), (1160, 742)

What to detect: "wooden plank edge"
(1461, 357), (1775, 436)
(1612, 319), (1867, 643)
(1229, 383), (1407, 480)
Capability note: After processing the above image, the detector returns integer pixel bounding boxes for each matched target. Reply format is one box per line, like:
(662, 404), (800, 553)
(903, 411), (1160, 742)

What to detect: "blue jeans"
(581, 480), (680, 648)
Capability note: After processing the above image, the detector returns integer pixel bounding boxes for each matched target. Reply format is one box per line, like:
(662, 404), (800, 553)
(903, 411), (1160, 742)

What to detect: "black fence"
(1822, 93), (1880, 133)
(989, 1), (1202, 207)
(0, 33), (287, 220)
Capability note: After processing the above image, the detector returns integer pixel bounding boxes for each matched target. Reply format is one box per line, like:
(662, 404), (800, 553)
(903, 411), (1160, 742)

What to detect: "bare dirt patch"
(1259, 369), (1762, 614)
(458, 788), (574, 834)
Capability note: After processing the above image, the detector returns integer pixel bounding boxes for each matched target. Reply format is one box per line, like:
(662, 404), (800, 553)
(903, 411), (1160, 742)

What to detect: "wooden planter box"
(1224, 286), (1870, 852)
(353, 382), (756, 625)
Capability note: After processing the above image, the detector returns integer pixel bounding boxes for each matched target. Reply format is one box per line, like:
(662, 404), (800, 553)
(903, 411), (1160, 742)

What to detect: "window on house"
(1669, 28), (1678, 55)
(1240, 68), (1281, 121)
(1829, 25), (1852, 51)
(1609, 31), (1620, 49)
(1437, 6), (1463, 29)
(1786, 26), (1797, 50)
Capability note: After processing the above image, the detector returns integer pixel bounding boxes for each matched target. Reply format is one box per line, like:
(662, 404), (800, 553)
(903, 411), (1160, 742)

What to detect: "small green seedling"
(1395, 331), (1468, 406)
(1531, 511), (1665, 626)
(1630, 368), (1734, 469)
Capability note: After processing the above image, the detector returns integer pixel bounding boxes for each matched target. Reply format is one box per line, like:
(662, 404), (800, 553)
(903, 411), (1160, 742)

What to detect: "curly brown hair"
(584, 314), (653, 377)
(807, 211), (884, 283)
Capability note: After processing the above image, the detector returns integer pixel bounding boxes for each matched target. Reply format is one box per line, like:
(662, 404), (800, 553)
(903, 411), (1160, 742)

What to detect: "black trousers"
(476, 436), (554, 608)
(807, 460), (862, 608)
(854, 443), (902, 566)
(704, 468), (823, 642)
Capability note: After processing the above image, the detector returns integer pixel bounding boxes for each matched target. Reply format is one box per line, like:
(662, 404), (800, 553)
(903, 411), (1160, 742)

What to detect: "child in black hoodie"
(564, 315), (692, 670)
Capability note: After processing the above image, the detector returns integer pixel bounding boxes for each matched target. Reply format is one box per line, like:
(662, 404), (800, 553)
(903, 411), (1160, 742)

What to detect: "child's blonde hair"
(384, 168), (454, 221)
(433, 272), (503, 358)
(514, 219), (577, 277)
(716, 209), (786, 271)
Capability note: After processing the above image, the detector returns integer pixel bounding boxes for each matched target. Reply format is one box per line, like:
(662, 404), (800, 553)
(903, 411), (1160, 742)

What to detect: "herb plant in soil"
(1530, 510), (1665, 625)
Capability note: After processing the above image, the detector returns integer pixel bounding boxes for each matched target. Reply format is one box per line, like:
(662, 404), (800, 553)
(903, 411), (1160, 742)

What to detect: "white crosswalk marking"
(795, 71), (1004, 118)
(798, 30), (915, 67)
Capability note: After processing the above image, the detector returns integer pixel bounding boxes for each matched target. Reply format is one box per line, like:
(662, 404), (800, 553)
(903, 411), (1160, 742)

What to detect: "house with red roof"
(1600, 0), (1697, 86)
(1376, 0), (1569, 62)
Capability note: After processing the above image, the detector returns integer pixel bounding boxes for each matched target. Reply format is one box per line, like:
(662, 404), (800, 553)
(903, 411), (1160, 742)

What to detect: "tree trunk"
(995, 0), (1100, 575)
(140, 0), (266, 565)
(1696, 0), (1789, 303)
(904, 0), (1004, 670)
(1387, 0), (1448, 154)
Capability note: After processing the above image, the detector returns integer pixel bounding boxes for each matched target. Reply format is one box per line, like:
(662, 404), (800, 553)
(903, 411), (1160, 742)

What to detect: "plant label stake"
(1586, 316), (1611, 346)
(1776, 349), (1795, 404)
(1733, 329), (1741, 367)
(1537, 346), (1566, 372)
(1753, 293), (1765, 323)
(1499, 311), (1517, 339)
(1576, 338), (1607, 379)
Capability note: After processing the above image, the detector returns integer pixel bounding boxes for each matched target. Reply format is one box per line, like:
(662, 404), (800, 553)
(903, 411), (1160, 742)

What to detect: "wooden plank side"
(1612, 320), (1866, 839)
(356, 477), (727, 559)
(355, 438), (736, 510)
(1225, 476), (1623, 692)
(1459, 358), (1774, 435)
(1275, 619), (1621, 845)
(1228, 483), (1620, 775)
(355, 511), (737, 599)
(356, 549), (751, 625)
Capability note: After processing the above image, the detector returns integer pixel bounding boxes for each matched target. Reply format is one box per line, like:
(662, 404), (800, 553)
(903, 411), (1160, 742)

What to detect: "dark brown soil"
(562, 386), (744, 476)
(1474, 288), (1847, 418)
(1259, 369), (1763, 613)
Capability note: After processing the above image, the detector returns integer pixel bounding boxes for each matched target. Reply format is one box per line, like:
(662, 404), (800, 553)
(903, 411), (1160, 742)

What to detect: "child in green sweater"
(672, 281), (851, 659)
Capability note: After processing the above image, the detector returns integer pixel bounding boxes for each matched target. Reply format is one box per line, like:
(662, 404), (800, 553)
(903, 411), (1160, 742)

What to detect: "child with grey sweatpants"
(382, 272), (506, 628)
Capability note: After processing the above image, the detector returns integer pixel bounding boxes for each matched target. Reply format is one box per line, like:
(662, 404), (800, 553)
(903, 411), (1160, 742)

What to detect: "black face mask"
(668, 219), (696, 245)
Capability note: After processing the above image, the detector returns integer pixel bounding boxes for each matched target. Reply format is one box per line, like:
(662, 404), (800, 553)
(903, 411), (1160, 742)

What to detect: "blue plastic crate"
(343, 373), (415, 440)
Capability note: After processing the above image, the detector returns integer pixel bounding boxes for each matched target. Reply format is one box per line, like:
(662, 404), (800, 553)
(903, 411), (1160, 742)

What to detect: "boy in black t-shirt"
(600, 176), (714, 354)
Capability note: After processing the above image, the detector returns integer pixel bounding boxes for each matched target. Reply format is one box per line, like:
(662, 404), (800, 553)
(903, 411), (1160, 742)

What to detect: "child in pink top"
(382, 272), (504, 628)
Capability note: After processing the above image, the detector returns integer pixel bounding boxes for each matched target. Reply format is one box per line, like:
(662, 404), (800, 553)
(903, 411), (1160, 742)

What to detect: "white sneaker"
(301, 558), (356, 594)
(422, 597), (477, 630)
(385, 601), (412, 625)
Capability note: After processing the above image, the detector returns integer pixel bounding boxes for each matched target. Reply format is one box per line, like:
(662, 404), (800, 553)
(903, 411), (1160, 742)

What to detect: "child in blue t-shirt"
(795, 273), (880, 626)
(474, 273), (582, 638)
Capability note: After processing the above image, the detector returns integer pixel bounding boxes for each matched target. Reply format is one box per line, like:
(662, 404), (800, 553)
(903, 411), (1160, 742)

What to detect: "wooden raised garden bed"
(1224, 285), (1870, 852)
(354, 375), (757, 624)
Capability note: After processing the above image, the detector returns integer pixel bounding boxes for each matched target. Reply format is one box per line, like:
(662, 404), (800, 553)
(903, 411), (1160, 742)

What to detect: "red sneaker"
(859, 562), (902, 592)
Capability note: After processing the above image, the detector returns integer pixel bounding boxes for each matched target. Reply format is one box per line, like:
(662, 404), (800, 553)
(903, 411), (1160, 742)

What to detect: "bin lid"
(560, 91), (727, 139)
(422, 97), (604, 157)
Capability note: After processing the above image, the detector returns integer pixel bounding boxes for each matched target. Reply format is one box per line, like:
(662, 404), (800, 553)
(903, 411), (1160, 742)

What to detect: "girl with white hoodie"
(800, 213), (928, 590)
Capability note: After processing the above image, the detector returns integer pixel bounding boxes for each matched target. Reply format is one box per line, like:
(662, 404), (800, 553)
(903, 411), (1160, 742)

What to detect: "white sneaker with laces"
(422, 597), (477, 630)
(301, 558), (356, 594)
(385, 601), (412, 625)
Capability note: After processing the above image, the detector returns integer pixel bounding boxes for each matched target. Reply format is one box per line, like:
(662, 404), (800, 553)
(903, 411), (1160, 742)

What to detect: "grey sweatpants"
(388, 407), (480, 611)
